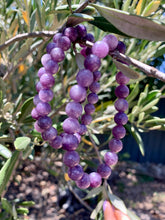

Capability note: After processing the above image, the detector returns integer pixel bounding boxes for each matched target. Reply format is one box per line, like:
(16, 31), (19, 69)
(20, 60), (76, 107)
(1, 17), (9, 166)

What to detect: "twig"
(111, 51), (165, 82)
(87, 129), (103, 164)
(68, 182), (93, 212)
(0, 31), (57, 52)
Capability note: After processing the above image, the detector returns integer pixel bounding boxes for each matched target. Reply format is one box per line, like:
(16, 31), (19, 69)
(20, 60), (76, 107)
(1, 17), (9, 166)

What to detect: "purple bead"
(76, 69), (93, 87)
(37, 116), (52, 130)
(116, 71), (130, 85)
(49, 136), (62, 149)
(37, 67), (47, 78)
(93, 71), (101, 82)
(64, 27), (78, 42)
(81, 114), (92, 125)
(39, 89), (54, 102)
(41, 54), (51, 66)
(36, 102), (51, 116)
(84, 54), (101, 72)
(50, 47), (65, 62)
(63, 150), (80, 167)
(103, 34), (118, 51)
(46, 42), (56, 53)
(114, 112), (128, 125)
(89, 172), (102, 188)
(68, 164), (84, 181)
(63, 117), (80, 134)
(85, 33), (95, 42)
(76, 173), (90, 189)
(78, 124), (87, 135)
(117, 41), (126, 54)
(34, 121), (44, 133)
(87, 93), (98, 104)
(89, 82), (100, 93)
(40, 73), (55, 88)
(115, 85), (129, 98)
(53, 33), (63, 43)
(31, 108), (40, 120)
(33, 94), (41, 106)
(104, 152), (118, 166)
(114, 99), (128, 112)
(69, 85), (87, 102)
(108, 138), (123, 153)
(56, 36), (71, 51)
(36, 81), (45, 92)
(76, 24), (87, 38)
(112, 125), (126, 139)
(74, 133), (81, 143)
(65, 101), (83, 118)
(92, 41), (109, 58)
(62, 133), (79, 151)
(80, 47), (87, 57)
(84, 103), (95, 115)
(97, 163), (111, 179)
(44, 59), (59, 74)
(42, 126), (57, 141)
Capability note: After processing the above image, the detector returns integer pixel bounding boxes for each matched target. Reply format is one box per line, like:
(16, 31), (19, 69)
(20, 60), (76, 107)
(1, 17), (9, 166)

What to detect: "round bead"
(103, 34), (118, 51)
(112, 125), (126, 139)
(76, 173), (90, 189)
(116, 71), (130, 85)
(68, 164), (84, 181)
(114, 112), (128, 125)
(84, 54), (101, 72)
(81, 114), (92, 125)
(114, 99), (128, 112)
(46, 42), (56, 53)
(115, 85), (129, 98)
(69, 85), (87, 103)
(93, 71), (101, 82)
(117, 41), (126, 54)
(97, 163), (112, 179)
(63, 151), (80, 167)
(78, 124), (87, 135)
(89, 172), (102, 188)
(33, 94), (41, 106)
(108, 138), (123, 153)
(64, 27), (78, 42)
(53, 33), (63, 43)
(92, 41), (109, 58)
(84, 103), (95, 115)
(31, 108), (40, 120)
(34, 121), (44, 133)
(65, 101), (83, 118)
(76, 24), (87, 38)
(62, 117), (80, 134)
(39, 89), (54, 102)
(41, 54), (51, 66)
(49, 136), (62, 149)
(44, 59), (59, 74)
(62, 133), (79, 151)
(50, 47), (65, 62)
(42, 126), (57, 141)
(40, 73), (55, 88)
(37, 67), (47, 78)
(37, 116), (52, 130)
(76, 69), (93, 87)
(89, 82), (100, 93)
(104, 152), (118, 166)
(56, 36), (71, 51)
(87, 93), (98, 104)
(36, 102), (51, 116)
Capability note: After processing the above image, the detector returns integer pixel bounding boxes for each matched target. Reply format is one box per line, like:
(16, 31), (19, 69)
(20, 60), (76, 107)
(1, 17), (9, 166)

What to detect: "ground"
(5, 155), (165, 220)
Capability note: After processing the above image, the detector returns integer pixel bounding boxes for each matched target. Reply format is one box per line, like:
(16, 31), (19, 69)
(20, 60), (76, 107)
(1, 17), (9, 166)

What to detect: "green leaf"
(83, 186), (103, 200)
(90, 200), (104, 220)
(1, 198), (13, 215)
(67, 13), (94, 26)
(153, 44), (165, 58)
(126, 82), (139, 103)
(0, 151), (20, 196)
(113, 60), (140, 79)
(142, 0), (161, 17)
(22, 144), (34, 160)
(16, 207), (29, 215)
(17, 97), (34, 123)
(127, 209), (141, 220)
(141, 98), (160, 112)
(0, 144), (12, 159)
(6, 0), (14, 7)
(14, 137), (31, 151)
(89, 17), (129, 36)
(30, 9), (36, 32)
(144, 117), (165, 127)
(90, 3), (165, 41)
(17, 201), (35, 207)
(107, 191), (127, 215)
(130, 125), (145, 156)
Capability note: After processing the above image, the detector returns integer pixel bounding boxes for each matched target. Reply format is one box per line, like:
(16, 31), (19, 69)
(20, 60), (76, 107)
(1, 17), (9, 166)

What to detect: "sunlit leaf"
(91, 3), (165, 41)
(142, 0), (161, 17)
(0, 144), (12, 159)
(14, 137), (31, 151)
(90, 200), (104, 219)
(136, 0), (147, 15)
(17, 97), (34, 122)
(83, 186), (103, 200)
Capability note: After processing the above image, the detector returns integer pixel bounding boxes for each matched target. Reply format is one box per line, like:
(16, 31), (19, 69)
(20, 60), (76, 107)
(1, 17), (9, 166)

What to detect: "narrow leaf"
(0, 144), (12, 159)
(0, 151), (20, 196)
(136, 0), (147, 15)
(126, 82), (139, 103)
(83, 186), (103, 200)
(113, 60), (140, 79)
(1, 198), (13, 215)
(67, 13), (94, 26)
(108, 192), (127, 215)
(91, 3), (165, 41)
(90, 200), (104, 219)
(142, 1), (161, 17)
(14, 137), (31, 151)
(76, 53), (85, 70)
(17, 97), (34, 122)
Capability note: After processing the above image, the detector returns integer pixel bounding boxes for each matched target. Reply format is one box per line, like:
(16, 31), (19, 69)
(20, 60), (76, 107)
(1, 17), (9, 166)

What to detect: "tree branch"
(111, 51), (165, 82)
(0, 31), (57, 52)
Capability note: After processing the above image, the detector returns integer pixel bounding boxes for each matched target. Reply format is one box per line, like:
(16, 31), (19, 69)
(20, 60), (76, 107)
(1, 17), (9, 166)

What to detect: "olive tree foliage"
(0, 0), (165, 219)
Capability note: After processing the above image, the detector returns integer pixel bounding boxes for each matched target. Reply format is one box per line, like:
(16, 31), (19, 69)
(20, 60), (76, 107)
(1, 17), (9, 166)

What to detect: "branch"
(111, 51), (165, 82)
(0, 31), (57, 52)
